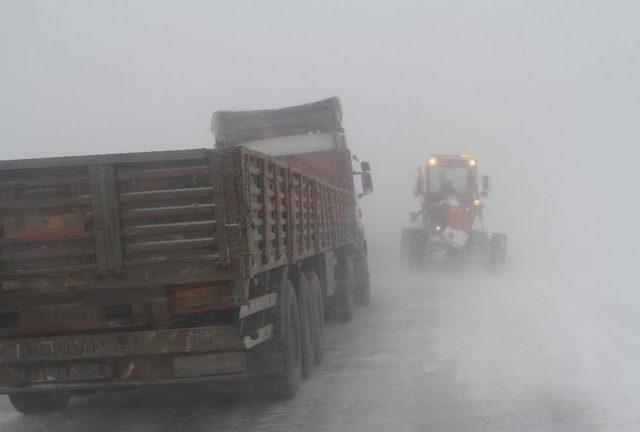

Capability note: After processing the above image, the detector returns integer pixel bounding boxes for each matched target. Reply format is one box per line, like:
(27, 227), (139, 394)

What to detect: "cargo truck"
(0, 97), (373, 413)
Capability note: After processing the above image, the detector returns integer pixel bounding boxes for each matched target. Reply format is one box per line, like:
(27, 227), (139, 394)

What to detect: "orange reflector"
(169, 282), (234, 314)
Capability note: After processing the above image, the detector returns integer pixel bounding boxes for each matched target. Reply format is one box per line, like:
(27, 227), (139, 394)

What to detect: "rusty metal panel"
(245, 155), (263, 270)
(0, 325), (243, 364)
(173, 352), (245, 377)
(3, 214), (86, 240)
(19, 304), (104, 333)
(243, 324), (273, 349)
(0, 164), (97, 280)
(238, 293), (277, 319)
(116, 157), (217, 264)
(273, 165), (289, 262)
(0, 145), (355, 310)
(235, 147), (357, 277)
(260, 158), (271, 265)
(0, 149), (211, 171)
(1, 260), (233, 298)
(211, 151), (248, 278)
(89, 164), (123, 275)
(232, 148), (252, 276)
(244, 151), (290, 274)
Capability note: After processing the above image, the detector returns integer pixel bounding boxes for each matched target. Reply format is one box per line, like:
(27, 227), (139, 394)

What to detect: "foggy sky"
(1, 0), (639, 286)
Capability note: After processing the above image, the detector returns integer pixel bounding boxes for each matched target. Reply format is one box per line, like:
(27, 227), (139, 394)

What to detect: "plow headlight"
(473, 199), (481, 206)
(428, 157), (437, 166)
(468, 159), (476, 166)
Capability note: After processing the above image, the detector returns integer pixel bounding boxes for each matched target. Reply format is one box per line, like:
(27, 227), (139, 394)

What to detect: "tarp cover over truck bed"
(212, 98), (354, 191)
(212, 97), (346, 149)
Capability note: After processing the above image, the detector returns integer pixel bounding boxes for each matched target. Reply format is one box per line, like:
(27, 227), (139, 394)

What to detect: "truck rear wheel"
(331, 257), (355, 322)
(354, 257), (371, 305)
(294, 273), (315, 379)
(253, 278), (302, 399)
(9, 392), (71, 414)
(305, 269), (325, 364)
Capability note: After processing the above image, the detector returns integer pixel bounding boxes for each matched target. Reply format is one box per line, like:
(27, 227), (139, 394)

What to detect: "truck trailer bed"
(0, 145), (356, 392)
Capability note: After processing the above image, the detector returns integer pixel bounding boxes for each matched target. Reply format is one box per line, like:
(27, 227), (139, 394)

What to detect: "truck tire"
(9, 392), (71, 414)
(487, 233), (507, 275)
(305, 269), (325, 364)
(294, 273), (315, 379)
(253, 278), (302, 399)
(332, 257), (355, 322)
(354, 256), (371, 305)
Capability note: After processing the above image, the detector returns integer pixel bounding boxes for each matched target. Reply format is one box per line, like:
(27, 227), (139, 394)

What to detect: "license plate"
(4, 213), (85, 239)
(27, 363), (112, 383)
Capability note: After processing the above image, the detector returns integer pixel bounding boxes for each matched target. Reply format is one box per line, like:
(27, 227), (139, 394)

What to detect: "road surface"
(1, 261), (639, 431)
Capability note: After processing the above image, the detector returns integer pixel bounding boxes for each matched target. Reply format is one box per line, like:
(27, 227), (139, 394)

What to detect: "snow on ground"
(0, 259), (639, 431)
(425, 260), (640, 431)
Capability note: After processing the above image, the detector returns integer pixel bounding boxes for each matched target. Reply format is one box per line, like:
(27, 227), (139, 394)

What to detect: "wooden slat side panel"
(238, 147), (357, 277)
(210, 151), (228, 263)
(89, 165), (123, 275)
(0, 165), (97, 277)
(0, 146), (356, 293)
(116, 156), (218, 268)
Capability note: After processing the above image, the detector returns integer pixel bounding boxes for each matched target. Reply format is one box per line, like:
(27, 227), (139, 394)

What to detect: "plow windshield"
(428, 166), (470, 198)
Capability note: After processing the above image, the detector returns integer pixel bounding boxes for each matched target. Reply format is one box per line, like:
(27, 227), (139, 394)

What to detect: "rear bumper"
(0, 326), (251, 394)
(0, 371), (251, 394)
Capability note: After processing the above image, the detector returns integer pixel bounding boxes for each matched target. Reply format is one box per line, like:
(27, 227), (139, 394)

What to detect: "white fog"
(0, 1), (639, 430)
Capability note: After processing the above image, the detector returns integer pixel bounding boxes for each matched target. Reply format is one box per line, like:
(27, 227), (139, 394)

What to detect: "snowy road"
(0, 263), (638, 431)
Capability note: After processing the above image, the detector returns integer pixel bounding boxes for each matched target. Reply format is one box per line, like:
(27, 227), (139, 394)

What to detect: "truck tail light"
(168, 282), (234, 315)
(0, 369), (10, 385)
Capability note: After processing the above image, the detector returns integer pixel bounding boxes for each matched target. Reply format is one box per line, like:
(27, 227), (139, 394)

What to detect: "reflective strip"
(243, 324), (273, 349)
(238, 293), (277, 319)
(0, 326), (243, 364)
